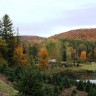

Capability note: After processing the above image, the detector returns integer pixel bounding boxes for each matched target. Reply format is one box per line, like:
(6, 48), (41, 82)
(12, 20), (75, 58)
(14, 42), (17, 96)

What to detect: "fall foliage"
(38, 48), (48, 69)
(49, 28), (96, 41)
(14, 45), (28, 67)
(80, 51), (86, 62)
(87, 52), (92, 61)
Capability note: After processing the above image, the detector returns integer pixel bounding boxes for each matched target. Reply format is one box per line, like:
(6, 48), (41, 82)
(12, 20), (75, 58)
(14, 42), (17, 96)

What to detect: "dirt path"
(60, 86), (88, 96)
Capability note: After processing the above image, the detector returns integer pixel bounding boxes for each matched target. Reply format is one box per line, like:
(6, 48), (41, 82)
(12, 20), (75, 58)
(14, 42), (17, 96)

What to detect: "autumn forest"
(1, 14), (96, 96)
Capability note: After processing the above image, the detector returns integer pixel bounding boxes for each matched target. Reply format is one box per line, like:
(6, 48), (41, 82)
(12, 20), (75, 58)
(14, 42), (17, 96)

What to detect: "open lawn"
(44, 63), (96, 76)
(44, 65), (85, 76)
(82, 62), (96, 71)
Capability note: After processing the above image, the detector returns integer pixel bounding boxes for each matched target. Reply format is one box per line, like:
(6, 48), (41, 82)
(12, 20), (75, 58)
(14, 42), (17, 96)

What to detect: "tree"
(38, 48), (48, 69)
(61, 43), (66, 61)
(94, 48), (96, 61)
(55, 41), (62, 64)
(0, 39), (8, 61)
(63, 76), (71, 88)
(0, 20), (3, 38)
(78, 44), (87, 57)
(29, 44), (39, 64)
(77, 80), (84, 91)
(2, 14), (14, 40)
(87, 52), (92, 62)
(14, 45), (28, 67)
(85, 80), (92, 92)
(80, 51), (86, 62)
(66, 47), (73, 64)
(46, 42), (56, 59)
(0, 14), (16, 65)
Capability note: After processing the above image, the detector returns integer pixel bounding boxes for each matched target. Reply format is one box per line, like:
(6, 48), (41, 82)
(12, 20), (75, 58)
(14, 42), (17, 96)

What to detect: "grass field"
(82, 62), (96, 71)
(44, 65), (86, 76)
(0, 80), (17, 96)
(44, 63), (96, 75)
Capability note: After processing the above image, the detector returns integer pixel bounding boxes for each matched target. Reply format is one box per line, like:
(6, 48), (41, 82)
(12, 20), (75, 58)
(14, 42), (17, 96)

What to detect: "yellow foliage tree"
(14, 45), (28, 67)
(87, 52), (92, 61)
(80, 51), (86, 62)
(0, 39), (7, 64)
(38, 48), (48, 69)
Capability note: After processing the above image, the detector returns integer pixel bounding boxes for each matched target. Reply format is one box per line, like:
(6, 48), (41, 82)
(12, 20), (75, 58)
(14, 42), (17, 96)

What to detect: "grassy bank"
(0, 80), (17, 96)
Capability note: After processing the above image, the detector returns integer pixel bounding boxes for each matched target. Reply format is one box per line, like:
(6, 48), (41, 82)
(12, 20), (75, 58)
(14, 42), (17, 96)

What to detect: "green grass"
(82, 62), (96, 71)
(42, 63), (96, 76)
(0, 80), (17, 96)
(43, 65), (85, 76)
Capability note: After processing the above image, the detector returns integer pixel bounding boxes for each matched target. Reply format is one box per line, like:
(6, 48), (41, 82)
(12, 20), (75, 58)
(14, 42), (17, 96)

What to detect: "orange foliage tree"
(38, 48), (48, 69)
(80, 51), (86, 62)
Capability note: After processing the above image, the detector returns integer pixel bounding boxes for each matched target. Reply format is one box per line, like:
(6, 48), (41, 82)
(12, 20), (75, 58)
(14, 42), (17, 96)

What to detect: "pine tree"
(77, 80), (84, 91)
(85, 80), (92, 93)
(0, 20), (3, 38)
(2, 14), (14, 40)
(1, 14), (16, 65)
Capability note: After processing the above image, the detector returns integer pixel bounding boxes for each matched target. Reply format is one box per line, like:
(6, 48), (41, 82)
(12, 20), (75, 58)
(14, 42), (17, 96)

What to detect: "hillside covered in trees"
(21, 35), (46, 43)
(1, 14), (96, 96)
(21, 28), (96, 43)
(49, 28), (96, 41)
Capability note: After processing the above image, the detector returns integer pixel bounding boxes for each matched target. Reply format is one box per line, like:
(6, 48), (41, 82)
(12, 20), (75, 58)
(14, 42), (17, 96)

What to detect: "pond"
(77, 80), (96, 84)
(88, 80), (96, 83)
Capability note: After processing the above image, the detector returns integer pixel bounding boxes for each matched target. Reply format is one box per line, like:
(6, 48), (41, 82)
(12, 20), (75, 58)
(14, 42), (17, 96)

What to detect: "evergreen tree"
(0, 20), (3, 38)
(1, 14), (17, 65)
(2, 14), (14, 40)
(63, 76), (71, 88)
(85, 80), (92, 92)
(29, 44), (39, 64)
(77, 80), (84, 91)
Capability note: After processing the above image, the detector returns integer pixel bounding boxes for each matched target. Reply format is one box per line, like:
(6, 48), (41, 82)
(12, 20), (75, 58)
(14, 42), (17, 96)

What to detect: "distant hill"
(20, 35), (46, 43)
(49, 28), (96, 41)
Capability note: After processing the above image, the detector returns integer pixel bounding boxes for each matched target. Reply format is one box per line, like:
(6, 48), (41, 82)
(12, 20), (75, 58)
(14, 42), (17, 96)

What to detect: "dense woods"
(49, 28), (96, 41)
(1, 14), (96, 96)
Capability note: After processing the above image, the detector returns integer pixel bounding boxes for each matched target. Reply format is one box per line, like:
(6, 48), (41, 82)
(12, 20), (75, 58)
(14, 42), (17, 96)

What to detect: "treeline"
(29, 38), (96, 67)
(0, 14), (49, 68)
(0, 14), (21, 66)
(1, 15), (96, 69)
(60, 39), (96, 63)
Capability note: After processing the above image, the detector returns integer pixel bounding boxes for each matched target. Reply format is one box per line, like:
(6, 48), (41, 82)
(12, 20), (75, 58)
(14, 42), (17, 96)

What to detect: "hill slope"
(21, 35), (46, 43)
(49, 28), (96, 41)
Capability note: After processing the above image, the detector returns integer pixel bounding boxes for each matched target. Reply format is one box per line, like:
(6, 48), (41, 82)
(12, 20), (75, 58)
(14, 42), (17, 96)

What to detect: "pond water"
(77, 80), (96, 84)
(88, 80), (96, 83)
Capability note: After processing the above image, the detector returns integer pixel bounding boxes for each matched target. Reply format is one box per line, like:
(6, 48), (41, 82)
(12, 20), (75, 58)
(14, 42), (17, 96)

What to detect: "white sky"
(0, 0), (96, 37)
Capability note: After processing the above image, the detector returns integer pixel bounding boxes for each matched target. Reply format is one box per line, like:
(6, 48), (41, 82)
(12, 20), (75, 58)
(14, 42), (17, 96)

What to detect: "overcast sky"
(0, 0), (96, 37)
